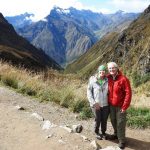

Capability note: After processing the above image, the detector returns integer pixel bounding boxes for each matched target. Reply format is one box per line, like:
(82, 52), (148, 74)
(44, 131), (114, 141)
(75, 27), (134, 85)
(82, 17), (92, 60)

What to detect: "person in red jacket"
(107, 62), (132, 149)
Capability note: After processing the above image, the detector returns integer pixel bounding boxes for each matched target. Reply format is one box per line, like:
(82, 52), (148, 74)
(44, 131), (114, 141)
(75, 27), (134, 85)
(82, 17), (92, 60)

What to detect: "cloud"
(0, 0), (83, 21)
(98, 8), (112, 14)
(0, 0), (149, 21)
(84, 0), (150, 14)
(108, 0), (150, 13)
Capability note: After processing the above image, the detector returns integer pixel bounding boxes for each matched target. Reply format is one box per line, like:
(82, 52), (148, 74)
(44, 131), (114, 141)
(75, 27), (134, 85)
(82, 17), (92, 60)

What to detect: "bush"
(141, 73), (150, 83)
(38, 89), (61, 104)
(79, 106), (93, 120)
(38, 89), (52, 102)
(60, 91), (74, 108)
(70, 99), (93, 119)
(18, 85), (37, 96)
(127, 107), (150, 128)
(2, 76), (18, 89)
(71, 100), (87, 113)
(132, 72), (142, 87)
(132, 72), (150, 87)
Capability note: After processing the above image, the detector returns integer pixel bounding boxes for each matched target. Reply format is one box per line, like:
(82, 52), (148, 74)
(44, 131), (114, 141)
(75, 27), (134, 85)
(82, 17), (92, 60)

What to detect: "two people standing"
(87, 62), (132, 149)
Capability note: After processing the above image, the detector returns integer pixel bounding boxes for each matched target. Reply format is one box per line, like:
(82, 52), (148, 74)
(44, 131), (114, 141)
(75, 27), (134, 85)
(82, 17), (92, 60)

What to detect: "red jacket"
(107, 71), (132, 111)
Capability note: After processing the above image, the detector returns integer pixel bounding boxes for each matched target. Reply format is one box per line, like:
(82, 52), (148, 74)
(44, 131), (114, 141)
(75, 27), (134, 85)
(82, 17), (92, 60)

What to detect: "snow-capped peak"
(54, 7), (70, 14)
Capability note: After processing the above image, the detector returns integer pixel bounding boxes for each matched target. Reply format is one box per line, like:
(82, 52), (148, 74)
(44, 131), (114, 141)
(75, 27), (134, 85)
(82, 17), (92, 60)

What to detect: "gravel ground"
(0, 86), (149, 150)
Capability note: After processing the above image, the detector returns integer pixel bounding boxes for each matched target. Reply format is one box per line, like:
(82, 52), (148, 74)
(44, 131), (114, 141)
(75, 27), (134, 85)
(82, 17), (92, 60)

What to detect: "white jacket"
(87, 75), (108, 107)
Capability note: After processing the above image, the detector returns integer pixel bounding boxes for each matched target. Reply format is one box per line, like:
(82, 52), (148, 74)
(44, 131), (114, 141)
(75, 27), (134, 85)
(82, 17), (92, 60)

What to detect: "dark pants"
(92, 106), (109, 134)
(110, 105), (127, 143)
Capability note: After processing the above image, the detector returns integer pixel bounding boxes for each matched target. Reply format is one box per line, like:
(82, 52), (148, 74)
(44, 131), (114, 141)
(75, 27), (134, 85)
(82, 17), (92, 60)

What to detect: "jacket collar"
(107, 71), (122, 80)
(96, 76), (108, 85)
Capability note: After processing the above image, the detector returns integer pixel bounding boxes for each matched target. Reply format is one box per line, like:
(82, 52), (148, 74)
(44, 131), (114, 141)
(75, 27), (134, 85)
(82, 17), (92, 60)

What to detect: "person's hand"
(93, 103), (100, 110)
(120, 109), (126, 113)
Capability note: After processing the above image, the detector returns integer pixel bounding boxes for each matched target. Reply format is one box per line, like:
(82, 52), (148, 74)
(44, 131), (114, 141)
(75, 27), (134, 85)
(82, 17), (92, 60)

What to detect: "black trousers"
(92, 106), (109, 134)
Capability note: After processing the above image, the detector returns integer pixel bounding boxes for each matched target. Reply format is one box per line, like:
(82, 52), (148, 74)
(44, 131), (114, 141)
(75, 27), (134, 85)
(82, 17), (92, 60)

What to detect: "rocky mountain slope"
(16, 7), (97, 66)
(95, 10), (139, 39)
(0, 13), (61, 71)
(10, 7), (138, 66)
(65, 5), (150, 79)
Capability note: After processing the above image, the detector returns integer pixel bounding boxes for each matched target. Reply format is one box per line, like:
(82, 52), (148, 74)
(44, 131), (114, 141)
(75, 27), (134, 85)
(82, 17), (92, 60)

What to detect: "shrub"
(132, 72), (142, 87)
(70, 99), (87, 113)
(38, 89), (52, 102)
(141, 73), (150, 83)
(132, 72), (150, 87)
(38, 89), (61, 104)
(60, 91), (74, 108)
(70, 99), (93, 119)
(18, 85), (37, 96)
(127, 107), (150, 128)
(2, 76), (18, 89)
(79, 106), (93, 120)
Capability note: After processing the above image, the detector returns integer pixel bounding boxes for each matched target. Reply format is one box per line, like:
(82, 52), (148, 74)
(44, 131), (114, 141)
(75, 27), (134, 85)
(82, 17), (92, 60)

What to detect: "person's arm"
(87, 77), (96, 107)
(121, 77), (132, 112)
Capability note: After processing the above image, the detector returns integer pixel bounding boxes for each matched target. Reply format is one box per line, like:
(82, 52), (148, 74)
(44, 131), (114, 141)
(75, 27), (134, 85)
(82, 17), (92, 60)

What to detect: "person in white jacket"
(87, 65), (109, 140)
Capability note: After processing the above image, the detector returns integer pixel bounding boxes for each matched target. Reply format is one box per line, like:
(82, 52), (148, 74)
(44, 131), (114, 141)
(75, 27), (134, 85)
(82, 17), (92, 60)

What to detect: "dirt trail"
(0, 86), (149, 150)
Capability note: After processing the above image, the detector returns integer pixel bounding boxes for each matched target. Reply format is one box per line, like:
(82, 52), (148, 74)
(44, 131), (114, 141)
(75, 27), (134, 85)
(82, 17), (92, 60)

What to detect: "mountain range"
(6, 12), (34, 29)
(65, 5), (150, 79)
(6, 7), (139, 66)
(0, 13), (61, 71)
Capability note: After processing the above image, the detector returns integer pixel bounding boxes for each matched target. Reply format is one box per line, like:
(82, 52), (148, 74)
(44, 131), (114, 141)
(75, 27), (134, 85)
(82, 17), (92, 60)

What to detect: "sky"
(0, 0), (149, 21)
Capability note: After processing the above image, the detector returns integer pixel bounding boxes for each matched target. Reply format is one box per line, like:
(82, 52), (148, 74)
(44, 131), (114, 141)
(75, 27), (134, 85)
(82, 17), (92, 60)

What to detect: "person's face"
(108, 64), (118, 76)
(98, 70), (106, 78)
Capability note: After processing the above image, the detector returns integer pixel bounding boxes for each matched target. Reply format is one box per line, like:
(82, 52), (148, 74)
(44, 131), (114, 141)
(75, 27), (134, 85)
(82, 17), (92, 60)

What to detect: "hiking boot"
(96, 133), (102, 140)
(102, 133), (108, 140)
(107, 134), (118, 140)
(118, 142), (125, 149)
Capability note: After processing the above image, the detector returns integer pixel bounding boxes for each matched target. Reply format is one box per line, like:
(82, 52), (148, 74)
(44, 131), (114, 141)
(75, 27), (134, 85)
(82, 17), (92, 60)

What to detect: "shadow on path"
(126, 137), (150, 150)
(107, 136), (150, 150)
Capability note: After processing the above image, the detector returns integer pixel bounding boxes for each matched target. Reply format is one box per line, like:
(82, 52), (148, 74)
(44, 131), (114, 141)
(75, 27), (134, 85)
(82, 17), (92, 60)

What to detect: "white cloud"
(98, 8), (112, 14)
(0, 0), (84, 21)
(0, 0), (149, 21)
(84, 0), (150, 14)
(108, 0), (150, 13)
